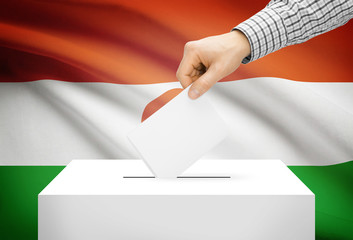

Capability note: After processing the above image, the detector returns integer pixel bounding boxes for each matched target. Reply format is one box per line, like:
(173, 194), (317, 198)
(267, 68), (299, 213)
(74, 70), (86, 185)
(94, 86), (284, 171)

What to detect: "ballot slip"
(128, 86), (228, 178)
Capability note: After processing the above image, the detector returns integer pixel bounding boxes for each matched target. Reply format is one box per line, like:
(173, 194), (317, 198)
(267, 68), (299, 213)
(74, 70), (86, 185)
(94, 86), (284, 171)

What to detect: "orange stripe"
(0, 0), (351, 83)
(141, 88), (183, 122)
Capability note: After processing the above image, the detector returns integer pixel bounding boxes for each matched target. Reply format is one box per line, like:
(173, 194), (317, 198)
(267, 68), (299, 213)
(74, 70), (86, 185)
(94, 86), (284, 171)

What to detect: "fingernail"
(189, 88), (200, 99)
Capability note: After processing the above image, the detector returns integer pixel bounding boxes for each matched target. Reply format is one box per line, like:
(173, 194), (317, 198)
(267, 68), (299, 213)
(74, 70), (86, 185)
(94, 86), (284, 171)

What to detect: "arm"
(177, 0), (353, 99)
(235, 0), (353, 63)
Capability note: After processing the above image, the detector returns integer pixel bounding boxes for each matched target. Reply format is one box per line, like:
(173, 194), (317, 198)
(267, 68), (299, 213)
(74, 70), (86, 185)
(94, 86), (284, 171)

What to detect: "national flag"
(0, 1), (352, 239)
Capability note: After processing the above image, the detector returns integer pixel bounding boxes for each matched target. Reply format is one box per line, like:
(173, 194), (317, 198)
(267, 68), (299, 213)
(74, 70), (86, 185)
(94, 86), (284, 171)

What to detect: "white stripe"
(0, 78), (352, 166)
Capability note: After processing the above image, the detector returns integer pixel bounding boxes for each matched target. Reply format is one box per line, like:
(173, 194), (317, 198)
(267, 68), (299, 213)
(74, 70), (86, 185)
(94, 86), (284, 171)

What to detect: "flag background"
(0, 0), (352, 239)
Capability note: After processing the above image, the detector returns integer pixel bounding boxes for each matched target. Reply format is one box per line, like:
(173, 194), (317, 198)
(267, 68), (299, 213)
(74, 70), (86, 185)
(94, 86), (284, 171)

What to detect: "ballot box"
(38, 159), (314, 240)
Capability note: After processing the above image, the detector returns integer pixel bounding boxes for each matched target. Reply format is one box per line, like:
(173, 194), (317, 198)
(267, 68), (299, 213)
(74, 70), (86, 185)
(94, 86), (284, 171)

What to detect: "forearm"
(234, 0), (353, 63)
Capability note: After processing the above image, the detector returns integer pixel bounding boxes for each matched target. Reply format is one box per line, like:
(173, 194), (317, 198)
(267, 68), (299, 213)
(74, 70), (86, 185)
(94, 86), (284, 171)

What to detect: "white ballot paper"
(128, 86), (228, 178)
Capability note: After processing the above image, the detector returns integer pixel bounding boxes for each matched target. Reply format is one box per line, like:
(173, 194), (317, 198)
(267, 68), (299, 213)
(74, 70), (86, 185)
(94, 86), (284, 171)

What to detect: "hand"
(176, 30), (251, 99)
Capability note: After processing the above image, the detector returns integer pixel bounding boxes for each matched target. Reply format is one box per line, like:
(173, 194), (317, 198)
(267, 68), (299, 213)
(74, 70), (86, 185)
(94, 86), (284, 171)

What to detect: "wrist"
(228, 30), (251, 61)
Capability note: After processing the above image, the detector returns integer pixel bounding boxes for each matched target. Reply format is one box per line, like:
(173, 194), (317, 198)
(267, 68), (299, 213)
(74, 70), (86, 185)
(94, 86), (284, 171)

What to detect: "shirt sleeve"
(233, 0), (353, 63)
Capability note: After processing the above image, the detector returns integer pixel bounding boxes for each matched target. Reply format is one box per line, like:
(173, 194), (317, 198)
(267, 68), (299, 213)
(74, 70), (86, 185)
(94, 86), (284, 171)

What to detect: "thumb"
(188, 65), (221, 99)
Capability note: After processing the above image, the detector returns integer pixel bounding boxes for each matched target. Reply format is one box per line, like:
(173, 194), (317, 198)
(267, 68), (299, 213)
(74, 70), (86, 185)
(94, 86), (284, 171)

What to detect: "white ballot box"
(38, 160), (314, 240)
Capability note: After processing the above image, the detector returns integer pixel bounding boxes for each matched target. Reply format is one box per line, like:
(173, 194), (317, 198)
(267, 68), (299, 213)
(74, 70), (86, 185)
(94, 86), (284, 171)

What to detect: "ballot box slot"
(123, 176), (155, 178)
(178, 176), (231, 178)
(123, 176), (231, 178)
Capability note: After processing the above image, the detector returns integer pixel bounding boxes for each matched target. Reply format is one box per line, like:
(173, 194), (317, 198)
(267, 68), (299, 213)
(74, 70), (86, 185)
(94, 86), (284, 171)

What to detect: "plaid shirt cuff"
(233, 4), (288, 64)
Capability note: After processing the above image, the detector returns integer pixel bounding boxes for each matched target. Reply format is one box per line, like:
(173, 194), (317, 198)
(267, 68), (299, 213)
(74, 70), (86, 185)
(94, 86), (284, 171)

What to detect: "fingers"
(176, 59), (193, 88)
(188, 64), (221, 99)
(176, 42), (199, 89)
(177, 41), (223, 99)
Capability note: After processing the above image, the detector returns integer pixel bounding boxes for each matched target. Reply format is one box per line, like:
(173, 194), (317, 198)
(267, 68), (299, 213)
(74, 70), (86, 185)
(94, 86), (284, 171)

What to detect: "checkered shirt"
(234, 0), (353, 63)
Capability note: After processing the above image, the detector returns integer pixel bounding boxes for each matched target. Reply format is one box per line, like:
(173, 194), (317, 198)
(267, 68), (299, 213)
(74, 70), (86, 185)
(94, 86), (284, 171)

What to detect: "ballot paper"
(128, 86), (228, 178)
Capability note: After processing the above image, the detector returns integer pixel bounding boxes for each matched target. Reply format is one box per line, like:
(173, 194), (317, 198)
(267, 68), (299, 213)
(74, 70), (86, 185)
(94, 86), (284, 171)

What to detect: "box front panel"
(39, 195), (314, 240)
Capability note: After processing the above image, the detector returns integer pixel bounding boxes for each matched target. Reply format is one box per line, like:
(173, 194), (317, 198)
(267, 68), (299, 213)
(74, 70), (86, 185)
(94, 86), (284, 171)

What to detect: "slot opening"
(123, 176), (231, 179)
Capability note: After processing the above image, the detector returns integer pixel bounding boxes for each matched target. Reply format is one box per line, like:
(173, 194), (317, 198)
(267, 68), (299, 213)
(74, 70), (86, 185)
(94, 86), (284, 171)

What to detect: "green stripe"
(0, 166), (64, 240)
(289, 161), (353, 240)
(0, 162), (352, 240)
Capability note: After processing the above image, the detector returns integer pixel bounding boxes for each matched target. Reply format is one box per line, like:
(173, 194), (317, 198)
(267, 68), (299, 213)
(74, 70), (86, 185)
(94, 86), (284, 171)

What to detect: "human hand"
(176, 30), (251, 99)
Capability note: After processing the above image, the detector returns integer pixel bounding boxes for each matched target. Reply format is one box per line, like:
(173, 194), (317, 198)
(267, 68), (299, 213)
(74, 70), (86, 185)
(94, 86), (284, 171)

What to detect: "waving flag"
(0, 0), (352, 239)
